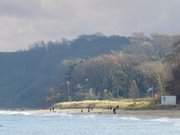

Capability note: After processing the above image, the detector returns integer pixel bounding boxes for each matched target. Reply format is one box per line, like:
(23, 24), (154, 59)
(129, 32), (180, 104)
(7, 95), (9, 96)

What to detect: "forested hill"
(1, 33), (179, 109)
(0, 34), (130, 108)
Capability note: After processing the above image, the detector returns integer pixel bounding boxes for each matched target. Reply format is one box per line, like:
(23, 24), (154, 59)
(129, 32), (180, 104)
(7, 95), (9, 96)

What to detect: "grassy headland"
(54, 98), (155, 110)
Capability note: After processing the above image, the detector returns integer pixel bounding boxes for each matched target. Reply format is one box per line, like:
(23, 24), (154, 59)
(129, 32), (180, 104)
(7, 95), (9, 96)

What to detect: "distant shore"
(48, 98), (180, 118)
(1, 108), (180, 118)
(1, 98), (180, 118)
(19, 108), (180, 118)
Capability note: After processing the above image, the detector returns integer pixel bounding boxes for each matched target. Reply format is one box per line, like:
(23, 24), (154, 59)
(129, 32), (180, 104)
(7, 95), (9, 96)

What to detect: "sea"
(0, 110), (180, 135)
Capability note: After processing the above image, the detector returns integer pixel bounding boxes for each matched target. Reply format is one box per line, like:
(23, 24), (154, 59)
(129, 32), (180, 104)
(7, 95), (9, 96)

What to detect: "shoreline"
(3, 108), (179, 118)
(57, 109), (180, 118)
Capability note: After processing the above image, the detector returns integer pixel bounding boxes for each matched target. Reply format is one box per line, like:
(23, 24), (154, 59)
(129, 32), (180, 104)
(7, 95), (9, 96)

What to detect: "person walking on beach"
(81, 109), (83, 112)
(52, 107), (55, 112)
(113, 108), (116, 114)
(87, 106), (90, 112)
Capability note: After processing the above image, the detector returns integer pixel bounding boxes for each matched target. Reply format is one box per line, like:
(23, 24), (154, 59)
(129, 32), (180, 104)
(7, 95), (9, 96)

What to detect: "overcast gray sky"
(0, 0), (180, 51)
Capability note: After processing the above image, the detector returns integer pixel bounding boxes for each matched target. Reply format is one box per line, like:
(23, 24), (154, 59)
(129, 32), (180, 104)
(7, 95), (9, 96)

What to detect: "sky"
(0, 0), (180, 51)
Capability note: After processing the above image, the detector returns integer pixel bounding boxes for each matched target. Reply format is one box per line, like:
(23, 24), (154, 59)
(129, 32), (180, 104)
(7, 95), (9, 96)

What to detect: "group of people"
(108, 105), (119, 114)
(49, 107), (55, 112)
(80, 105), (119, 114)
(81, 106), (94, 113)
(49, 105), (119, 114)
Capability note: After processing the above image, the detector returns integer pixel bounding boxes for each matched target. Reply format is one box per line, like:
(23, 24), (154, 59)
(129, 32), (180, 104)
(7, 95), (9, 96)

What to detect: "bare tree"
(128, 80), (139, 99)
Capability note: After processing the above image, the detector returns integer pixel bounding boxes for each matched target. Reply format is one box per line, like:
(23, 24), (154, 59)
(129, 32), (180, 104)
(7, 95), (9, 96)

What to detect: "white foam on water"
(82, 114), (96, 119)
(149, 117), (180, 125)
(114, 116), (180, 124)
(0, 110), (32, 116)
(118, 116), (140, 121)
(149, 117), (170, 122)
(0, 110), (75, 117)
(40, 112), (73, 117)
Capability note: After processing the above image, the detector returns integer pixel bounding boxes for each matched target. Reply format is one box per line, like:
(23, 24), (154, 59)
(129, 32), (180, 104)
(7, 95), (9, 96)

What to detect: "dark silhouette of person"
(87, 106), (90, 112)
(113, 108), (116, 114)
(52, 107), (55, 112)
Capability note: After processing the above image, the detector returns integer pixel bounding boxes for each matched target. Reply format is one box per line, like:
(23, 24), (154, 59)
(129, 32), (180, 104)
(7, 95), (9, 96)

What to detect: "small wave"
(82, 114), (96, 119)
(149, 118), (180, 124)
(41, 112), (73, 117)
(0, 110), (32, 116)
(0, 110), (75, 117)
(118, 116), (140, 121)
(150, 118), (170, 122)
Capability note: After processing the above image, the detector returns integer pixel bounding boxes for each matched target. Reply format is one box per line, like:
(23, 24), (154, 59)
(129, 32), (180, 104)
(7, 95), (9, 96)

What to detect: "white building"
(161, 96), (176, 105)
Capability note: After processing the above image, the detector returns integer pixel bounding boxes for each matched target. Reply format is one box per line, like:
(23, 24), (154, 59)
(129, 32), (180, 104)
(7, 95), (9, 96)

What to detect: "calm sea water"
(0, 111), (180, 135)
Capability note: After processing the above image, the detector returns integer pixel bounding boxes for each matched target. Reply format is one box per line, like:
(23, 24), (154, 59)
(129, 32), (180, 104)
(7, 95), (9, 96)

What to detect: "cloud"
(0, 0), (42, 18)
(0, 0), (180, 51)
